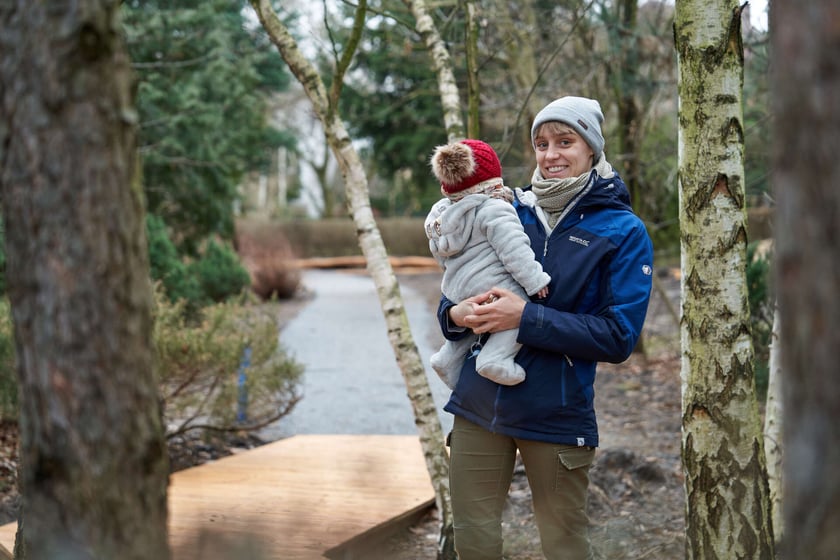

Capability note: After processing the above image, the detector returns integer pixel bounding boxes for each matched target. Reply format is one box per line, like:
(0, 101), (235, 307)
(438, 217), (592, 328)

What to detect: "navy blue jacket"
(438, 171), (653, 447)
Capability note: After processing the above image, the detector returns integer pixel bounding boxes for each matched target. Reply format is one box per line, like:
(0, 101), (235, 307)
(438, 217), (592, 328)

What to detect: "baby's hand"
(536, 286), (549, 299)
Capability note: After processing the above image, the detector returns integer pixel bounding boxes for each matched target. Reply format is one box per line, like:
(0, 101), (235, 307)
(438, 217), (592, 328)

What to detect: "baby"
(425, 139), (549, 389)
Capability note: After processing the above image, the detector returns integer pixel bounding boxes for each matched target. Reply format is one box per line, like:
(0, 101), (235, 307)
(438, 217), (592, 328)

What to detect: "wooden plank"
(168, 434), (435, 558)
(0, 523), (13, 559)
(293, 256), (439, 271)
(0, 435), (435, 559)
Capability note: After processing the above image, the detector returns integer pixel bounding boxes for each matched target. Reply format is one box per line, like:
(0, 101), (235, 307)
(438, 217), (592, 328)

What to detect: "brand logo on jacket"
(642, 265), (652, 276)
(569, 235), (589, 247)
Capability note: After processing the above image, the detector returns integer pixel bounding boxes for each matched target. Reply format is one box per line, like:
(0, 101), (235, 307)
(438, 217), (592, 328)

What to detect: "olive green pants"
(448, 415), (595, 560)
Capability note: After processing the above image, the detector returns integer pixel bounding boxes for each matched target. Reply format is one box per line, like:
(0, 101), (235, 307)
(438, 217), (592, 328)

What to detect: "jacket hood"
(424, 194), (491, 258)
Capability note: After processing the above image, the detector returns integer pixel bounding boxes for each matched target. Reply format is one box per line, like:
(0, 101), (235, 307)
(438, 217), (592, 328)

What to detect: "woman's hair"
(533, 121), (578, 141)
(530, 96), (605, 160)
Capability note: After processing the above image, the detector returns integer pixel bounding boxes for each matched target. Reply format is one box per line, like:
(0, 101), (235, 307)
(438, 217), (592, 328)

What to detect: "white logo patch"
(642, 265), (652, 276)
(577, 437), (585, 447)
(569, 235), (590, 247)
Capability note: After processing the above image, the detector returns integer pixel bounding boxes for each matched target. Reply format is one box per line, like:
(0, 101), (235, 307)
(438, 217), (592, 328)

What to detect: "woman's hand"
(448, 295), (486, 328)
(455, 287), (527, 334)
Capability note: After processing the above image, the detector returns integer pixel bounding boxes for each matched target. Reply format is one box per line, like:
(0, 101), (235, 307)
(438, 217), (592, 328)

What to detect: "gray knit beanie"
(530, 96), (605, 161)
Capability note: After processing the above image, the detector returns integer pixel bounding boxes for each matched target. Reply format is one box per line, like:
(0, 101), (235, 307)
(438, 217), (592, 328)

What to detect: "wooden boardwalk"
(0, 434), (436, 559)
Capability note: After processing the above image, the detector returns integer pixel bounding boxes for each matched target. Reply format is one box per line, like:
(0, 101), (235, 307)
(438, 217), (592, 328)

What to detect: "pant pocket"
(554, 445), (595, 497)
(557, 445), (595, 471)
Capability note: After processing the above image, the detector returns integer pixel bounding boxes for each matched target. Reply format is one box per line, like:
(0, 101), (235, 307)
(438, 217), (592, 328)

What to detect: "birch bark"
(402, 0), (465, 142)
(763, 305), (782, 543)
(675, 1), (774, 557)
(248, 1), (456, 556)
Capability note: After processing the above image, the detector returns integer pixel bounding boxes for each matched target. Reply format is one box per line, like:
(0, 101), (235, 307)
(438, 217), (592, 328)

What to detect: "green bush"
(147, 214), (203, 305)
(0, 289), (303, 434)
(153, 286), (302, 437)
(746, 241), (774, 399)
(148, 215), (251, 308)
(189, 240), (251, 304)
(0, 300), (17, 421)
(0, 218), (6, 297)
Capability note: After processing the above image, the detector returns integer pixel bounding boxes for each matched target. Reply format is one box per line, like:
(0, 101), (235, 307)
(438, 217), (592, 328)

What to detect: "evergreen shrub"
(0, 300), (16, 421)
(747, 240), (774, 398)
(189, 240), (251, 304)
(0, 218), (5, 297)
(148, 215), (251, 308)
(147, 214), (202, 305)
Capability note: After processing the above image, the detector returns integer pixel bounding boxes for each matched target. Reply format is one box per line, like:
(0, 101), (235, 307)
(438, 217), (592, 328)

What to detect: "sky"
(748, 0), (768, 31)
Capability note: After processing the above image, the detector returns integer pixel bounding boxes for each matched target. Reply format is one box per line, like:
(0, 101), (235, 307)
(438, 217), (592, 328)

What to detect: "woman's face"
(534, 122), (594, 179)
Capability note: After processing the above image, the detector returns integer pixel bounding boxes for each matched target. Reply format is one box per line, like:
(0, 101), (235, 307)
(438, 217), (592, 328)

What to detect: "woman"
(437, 96), (654, 559)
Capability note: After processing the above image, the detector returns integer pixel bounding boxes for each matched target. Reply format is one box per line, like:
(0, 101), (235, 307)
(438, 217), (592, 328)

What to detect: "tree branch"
(330, 0), (367, 109)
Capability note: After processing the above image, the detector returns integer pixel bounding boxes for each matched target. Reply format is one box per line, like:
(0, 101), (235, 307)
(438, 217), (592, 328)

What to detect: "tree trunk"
(464, 0), (480, 139)
(674, 1), (774, 558)
(613, 0), (642, 207)
(490, 0), (541, 154)
(0, 3), (170, 559)
(248, 1), (456, 557)
(763, 304), (782, 544)
(402, 0), (466, 143)
(310, 132), (338, 217)
(772, 0), (840, 557)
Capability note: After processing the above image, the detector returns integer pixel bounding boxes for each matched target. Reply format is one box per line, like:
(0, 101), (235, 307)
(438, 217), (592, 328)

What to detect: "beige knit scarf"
(444, 179), (514, 203)
(531, 154), (615, 228)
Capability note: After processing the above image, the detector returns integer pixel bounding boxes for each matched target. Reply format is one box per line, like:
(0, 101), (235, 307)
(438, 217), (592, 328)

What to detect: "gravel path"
(259, 269), (453, 440)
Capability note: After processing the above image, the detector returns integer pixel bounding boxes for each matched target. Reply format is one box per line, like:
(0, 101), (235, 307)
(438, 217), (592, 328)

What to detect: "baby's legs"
(475, 329), (525, 386)
(431, 338), (473, 390)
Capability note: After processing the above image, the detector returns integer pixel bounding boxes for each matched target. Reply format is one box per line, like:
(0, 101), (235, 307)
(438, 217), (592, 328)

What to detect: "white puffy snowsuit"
(425, 192), (550, 388)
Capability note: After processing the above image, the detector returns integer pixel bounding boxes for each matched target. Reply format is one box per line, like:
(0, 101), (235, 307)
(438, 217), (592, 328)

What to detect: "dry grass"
(237, 217), (430, 259)
(235, 217), (433, 300)
(235, 221), (302, 300)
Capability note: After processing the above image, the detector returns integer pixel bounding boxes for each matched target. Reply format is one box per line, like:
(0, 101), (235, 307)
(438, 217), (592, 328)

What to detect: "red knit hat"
(431, 139), (503, 195)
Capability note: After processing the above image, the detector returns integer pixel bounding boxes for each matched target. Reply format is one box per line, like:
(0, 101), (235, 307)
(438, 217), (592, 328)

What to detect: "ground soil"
(0, 267), (684, 559)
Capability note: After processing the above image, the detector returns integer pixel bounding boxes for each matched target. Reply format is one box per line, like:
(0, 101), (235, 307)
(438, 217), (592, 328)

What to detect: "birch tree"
(247, 1), (456, 556)
(763, 305), (782, 543)
(674, 1), (774, 557)
(402, 0), (466, 142)
(772, 0), (840, 556)
(0, 2), (169, 558)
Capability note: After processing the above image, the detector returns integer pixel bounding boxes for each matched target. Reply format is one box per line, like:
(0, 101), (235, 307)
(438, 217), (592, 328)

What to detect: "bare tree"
(247, 1), (456, 557)
(674, 1), (774, 557)
(0, 2), (170, 559)
(772, 0), (840, 557)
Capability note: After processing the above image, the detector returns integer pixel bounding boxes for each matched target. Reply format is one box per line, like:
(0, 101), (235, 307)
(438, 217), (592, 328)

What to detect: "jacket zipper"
(539, 178), (594, 258)
(490, 386), (498, 432)
(560, 356), (573, 407)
